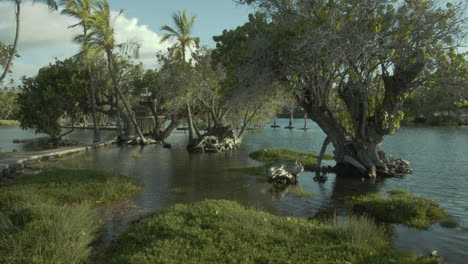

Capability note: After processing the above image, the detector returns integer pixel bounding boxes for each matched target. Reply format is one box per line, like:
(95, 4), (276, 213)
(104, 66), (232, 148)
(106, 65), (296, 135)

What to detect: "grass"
(350, 189), (447, 229)
(0, 168), (142, 264)
(0, 120), (19, 125)
(100, 200), (440, 264)
(249, 148), (333, 170)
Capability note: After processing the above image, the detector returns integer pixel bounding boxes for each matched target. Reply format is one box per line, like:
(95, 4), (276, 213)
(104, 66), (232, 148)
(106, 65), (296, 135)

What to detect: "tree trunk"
(106, 51), (146, 144)
(88, 65), (101, 143)
(315, 136), (331, 173)
(186, 103), (198, 147)
(0, 2), (20, 83)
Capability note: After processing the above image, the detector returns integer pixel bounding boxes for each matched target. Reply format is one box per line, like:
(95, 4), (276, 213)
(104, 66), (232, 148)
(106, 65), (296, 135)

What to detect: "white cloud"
(112, 11), (174, 69)
(0, 2), (170, 83)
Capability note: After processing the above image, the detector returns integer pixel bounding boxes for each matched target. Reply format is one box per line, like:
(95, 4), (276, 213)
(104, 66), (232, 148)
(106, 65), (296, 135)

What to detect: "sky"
(0, 0), (253, 85)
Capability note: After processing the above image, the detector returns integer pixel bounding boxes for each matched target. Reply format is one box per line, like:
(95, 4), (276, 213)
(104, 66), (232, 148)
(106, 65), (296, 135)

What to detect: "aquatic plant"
(350, 189), (447, 229)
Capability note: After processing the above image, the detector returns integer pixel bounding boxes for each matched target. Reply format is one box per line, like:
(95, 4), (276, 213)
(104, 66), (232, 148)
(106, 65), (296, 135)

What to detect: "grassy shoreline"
(100, 200), (441, 264)
(0, 168), (142, 264)
(0, 168), (446, 263)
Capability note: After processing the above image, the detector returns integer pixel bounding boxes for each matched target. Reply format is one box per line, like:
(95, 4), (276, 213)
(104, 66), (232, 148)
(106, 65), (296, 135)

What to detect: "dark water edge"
(2, 120), (467, 263)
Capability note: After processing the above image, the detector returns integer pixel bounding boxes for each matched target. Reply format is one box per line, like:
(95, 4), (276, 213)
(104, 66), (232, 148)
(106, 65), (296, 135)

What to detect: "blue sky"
(0, 0), (253, 85)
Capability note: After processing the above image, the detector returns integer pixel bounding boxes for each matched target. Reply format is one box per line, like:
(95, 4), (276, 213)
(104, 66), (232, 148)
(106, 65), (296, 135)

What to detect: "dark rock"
(163, 143), (172, 149)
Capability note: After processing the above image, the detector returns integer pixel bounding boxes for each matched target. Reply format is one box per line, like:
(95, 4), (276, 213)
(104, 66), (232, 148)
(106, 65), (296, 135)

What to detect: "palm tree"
(61, 0), (101, 143)
(0, 0), (58, 83)
(86, 0), (147, 143)
(160, 9), (200, 63)
(160, 9), (200, 147)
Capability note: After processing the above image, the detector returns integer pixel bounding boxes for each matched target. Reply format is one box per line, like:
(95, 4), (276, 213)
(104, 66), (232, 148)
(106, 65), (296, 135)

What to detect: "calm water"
(0, 125), (116, 152)
(1, 120), (467, 263)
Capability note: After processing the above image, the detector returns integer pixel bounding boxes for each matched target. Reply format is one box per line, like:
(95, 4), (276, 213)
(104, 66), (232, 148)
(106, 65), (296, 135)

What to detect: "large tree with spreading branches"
(214, 0), (467, 178)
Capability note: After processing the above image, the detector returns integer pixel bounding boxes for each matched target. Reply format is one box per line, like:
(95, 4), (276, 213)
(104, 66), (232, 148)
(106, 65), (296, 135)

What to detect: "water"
(1, 120), (467, 263)
(0, 125), (116, 152)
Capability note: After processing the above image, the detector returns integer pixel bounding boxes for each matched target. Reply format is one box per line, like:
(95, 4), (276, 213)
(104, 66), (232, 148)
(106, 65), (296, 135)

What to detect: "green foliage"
(0, 88), (19, 120)
(219, 0), (467, 162)
(0, 168), (142, 264)
(249, 148), (333, 170)
(351, 189), (447, 229)
(100, 200), (440, 264)
(160, 9), (200, 62)
(0, 41), (19, 73)
(403, 51), (467, 118)
(16, 58), (88, 139)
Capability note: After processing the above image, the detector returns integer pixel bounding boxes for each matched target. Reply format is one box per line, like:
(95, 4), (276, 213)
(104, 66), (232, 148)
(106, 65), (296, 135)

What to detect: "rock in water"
(268, 161), (304, 184)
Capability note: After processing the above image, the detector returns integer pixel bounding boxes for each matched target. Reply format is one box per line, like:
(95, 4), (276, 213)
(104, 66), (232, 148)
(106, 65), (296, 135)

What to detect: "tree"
(16, 58), (88, 141)
(160, 9), (201, 148)
(404, 50), (468, 118)
(216, 0), (467, 178)
(61, 0), (102, 143)
(86, 0), (147, 143)
(0, 0), (58, 84)
(0, 88), (19, 120)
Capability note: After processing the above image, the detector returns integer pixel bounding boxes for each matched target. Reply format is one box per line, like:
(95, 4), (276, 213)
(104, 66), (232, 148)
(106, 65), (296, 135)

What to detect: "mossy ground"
(0, 168), (142, 264)
(100, 200), (440, 264)
(350, 189), (447, 229)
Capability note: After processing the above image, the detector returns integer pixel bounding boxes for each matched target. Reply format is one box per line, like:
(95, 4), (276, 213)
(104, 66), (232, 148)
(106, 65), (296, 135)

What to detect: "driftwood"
(188, 126), (241, 153)
(190, 135), (239, 153)
(268, 160), (304, 184)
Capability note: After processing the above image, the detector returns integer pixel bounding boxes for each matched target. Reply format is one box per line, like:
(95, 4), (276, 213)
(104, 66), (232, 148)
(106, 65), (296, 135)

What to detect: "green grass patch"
(0, 168), (142, 264)
(249, 148), (333, 170)
(100, 200), (440, 264)
(350, 189), (447, 229)
(439, 217), (459, 228)
(0, 120), (19, 125)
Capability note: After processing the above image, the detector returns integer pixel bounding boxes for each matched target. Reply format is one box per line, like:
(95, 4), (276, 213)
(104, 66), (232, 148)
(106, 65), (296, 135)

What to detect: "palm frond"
(32, 0), (58, 10)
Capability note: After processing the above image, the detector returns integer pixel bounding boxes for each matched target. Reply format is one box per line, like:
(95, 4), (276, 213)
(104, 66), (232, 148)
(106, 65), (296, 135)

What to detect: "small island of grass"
(101, 200), (440, 264)
(350, 189), (447, 229)
(0, 168), (142, 264)
(249, 148), (333, 170)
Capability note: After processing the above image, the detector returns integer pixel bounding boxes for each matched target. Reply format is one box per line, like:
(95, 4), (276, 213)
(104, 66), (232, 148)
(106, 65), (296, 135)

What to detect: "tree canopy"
(214, 0), (467, 177)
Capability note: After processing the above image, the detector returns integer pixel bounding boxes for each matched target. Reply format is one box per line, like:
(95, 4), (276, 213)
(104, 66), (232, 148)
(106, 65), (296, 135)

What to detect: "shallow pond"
(2, 119), (467, 263)
(0, 125), (116, 152)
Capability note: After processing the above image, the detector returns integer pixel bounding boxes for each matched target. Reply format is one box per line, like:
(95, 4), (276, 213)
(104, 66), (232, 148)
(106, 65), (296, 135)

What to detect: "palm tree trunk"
(106, 51), (147, 144)
(0, 2), (20, 83)
(106, 52), (123, 138)
(88, 65), (101, 143)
